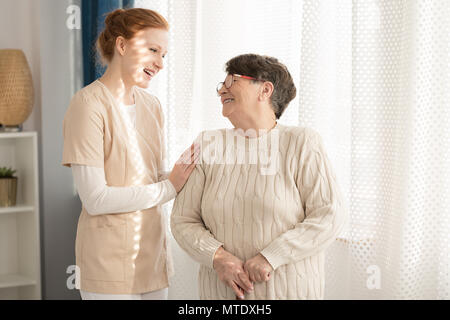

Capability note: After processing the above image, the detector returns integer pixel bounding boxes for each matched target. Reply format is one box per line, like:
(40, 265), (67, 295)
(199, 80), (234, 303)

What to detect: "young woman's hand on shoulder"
(168, 143), (201, 193)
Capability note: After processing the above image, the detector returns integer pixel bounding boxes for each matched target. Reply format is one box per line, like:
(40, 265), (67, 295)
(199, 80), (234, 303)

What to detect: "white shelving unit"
(0, 131), (41, 299)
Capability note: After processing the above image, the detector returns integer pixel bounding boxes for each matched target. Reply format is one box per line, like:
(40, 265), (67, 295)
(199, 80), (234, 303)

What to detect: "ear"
(259, 81), (274, 102)
(115, 36), (127, 57)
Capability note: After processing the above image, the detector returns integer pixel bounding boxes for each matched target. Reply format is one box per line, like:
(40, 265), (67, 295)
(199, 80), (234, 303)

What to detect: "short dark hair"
(225, 54), (296, 119)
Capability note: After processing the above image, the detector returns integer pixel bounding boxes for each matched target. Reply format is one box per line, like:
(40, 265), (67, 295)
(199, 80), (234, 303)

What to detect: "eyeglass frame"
(216, 74), (267, 96)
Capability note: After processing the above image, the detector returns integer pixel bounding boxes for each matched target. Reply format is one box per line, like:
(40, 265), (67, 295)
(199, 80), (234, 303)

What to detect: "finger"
(185, 156), (200, 171)
(230, 281), (244, 300)
(185, 162), (197, 175)
(178, 151), (196, 165)
(186, 147), (201, 164)
(248, 272), (256, 283)
(175, 153), (189, 165)
(238, 271), (254, 292)
(189, 143), (200, 155)
(260, 271), (267, 282)
(182, 144), (195, 157)
(236, 275), (251, 292)
(177, 144), (198, 163)
(188, 145), (200, 157)
(193, 143), (201, 153)
(236, 272), (253, 293)
(261, 270), (269, 282)
(191, 149), (201, 164)
(190, 151), (201, 166)
(192, 155), (201, 165)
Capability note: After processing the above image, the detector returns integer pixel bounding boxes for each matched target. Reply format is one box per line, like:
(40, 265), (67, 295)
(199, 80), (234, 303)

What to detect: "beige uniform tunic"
(62, 80), (174, 294)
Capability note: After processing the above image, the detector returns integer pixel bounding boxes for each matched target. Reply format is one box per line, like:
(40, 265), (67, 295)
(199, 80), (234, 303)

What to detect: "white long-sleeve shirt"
(71, 102), (176, 216)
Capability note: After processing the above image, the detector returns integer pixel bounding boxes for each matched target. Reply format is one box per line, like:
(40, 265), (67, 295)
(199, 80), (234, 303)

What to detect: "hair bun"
(105, 9), (125, 26)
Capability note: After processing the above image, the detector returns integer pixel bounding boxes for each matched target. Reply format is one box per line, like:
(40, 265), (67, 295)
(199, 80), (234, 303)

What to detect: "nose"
(217, 83), (228, 97)
(154, 55), (163, 70)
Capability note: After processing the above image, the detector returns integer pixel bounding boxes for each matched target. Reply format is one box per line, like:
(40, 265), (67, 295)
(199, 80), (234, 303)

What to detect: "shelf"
(0, 132), (36, 139)
(0, 130), (41, 299)
(0, 131), (36, 139)
(0, 205), (34, 215)
(0, 274), (36, 289)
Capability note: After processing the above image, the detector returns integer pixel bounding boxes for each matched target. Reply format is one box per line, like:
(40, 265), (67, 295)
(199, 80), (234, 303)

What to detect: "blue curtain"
(82, 0), (135, 86)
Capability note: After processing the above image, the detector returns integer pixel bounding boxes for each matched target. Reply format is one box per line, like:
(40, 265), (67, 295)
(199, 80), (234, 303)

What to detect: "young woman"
(62, 8), (199, 300)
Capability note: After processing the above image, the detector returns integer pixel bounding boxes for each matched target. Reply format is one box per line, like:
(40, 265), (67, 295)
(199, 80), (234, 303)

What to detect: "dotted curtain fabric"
(134, 0), (449, 299)
(324, 0), (450, 300)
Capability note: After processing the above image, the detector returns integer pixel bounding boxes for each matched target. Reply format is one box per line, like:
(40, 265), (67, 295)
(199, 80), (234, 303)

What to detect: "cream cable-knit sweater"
(170, 123), (348, 300)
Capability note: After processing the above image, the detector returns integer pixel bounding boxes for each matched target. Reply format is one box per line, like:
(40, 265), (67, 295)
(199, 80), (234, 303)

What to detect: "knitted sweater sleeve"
(170, 163), (224, 269)
(260, 129), (349, 270)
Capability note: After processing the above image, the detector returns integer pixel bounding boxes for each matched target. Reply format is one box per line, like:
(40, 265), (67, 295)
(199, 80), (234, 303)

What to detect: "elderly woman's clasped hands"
(213, 246), (273, 299)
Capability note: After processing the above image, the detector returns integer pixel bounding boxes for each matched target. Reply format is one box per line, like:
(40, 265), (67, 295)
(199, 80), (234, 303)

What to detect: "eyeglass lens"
(225, 74), (233, 88)
(216, 74), (234, 94)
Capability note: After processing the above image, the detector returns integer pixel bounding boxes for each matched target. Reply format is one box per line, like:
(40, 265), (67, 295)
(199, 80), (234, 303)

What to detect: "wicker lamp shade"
(0, 49), (34, 126)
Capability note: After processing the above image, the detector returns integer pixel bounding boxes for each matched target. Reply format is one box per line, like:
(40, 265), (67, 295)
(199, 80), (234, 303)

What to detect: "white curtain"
(134, 0), (450, 300)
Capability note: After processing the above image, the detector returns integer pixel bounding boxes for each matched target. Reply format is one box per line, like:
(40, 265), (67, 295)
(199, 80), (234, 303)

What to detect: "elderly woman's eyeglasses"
(216, 74), (264, 96)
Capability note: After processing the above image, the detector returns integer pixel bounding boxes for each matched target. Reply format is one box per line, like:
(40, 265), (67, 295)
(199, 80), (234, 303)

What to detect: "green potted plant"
(0, 166), (17, 207)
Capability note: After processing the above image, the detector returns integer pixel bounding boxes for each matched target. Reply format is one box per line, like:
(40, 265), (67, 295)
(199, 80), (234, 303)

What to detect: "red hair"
(96, 8), (169, 65)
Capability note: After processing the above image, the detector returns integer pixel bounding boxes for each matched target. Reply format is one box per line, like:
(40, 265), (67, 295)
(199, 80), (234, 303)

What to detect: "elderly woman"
(170, 54), (348, 300)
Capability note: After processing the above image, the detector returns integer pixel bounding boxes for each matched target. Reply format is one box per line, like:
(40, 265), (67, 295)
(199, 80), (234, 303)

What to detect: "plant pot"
(0, 177), (17, 207)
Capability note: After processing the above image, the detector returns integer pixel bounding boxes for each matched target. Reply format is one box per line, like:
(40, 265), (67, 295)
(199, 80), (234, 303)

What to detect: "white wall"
(1, 0), (83, 299)
(38, 0), (83, 299)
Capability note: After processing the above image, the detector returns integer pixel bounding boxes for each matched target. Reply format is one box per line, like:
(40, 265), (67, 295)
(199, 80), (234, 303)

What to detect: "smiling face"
(218, 74), (262, 119)
(119, 27), (169, 89)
